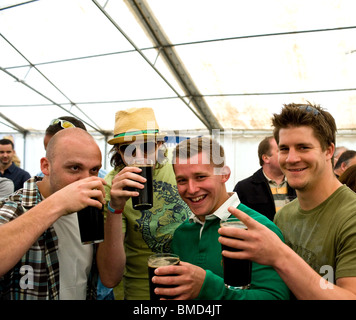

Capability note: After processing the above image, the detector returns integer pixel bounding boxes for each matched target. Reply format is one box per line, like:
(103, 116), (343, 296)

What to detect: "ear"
(218, 166), (231, 183)
(40, 157), (50, 176)
(341, 161), (348, 171)
(326, 143), (335, 161)
(262, 154), (269, 164)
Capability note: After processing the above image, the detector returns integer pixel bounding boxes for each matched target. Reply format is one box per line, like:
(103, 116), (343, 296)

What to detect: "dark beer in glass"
(147, 253), (180, 300)
(131, 159), (153, 210)
(77, 205), (104, 245)
(220, 218), (251, 288)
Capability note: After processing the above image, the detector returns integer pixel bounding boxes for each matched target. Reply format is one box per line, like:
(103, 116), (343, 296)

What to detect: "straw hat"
(108, 107), (166, 145)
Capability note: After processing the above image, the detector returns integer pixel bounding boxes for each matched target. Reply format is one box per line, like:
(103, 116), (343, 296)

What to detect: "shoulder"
(237, 168), (265, 186)
(173, 218), (194, 234)
(12, 164), (30, 177)
(0, 193), (25, 224)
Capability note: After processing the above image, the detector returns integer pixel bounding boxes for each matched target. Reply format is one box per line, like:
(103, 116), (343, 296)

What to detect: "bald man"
(0, 128), (125, 300)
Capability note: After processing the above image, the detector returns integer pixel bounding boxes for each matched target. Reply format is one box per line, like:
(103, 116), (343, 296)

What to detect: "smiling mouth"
(288, 168), (307, 172)
(190, 195), (207, 202)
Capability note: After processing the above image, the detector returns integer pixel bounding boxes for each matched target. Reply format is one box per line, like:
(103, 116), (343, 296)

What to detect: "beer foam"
(148, 257), (180, 268)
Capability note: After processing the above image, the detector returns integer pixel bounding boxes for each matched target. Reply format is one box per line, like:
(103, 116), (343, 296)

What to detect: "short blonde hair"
(172, 136), (225, 168)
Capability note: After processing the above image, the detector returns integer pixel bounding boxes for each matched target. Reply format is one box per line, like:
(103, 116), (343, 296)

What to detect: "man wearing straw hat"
(103, 107), (191, 300)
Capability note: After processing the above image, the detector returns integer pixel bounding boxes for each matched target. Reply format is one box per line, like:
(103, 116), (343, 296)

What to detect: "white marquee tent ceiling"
(1, 0), (356, 139)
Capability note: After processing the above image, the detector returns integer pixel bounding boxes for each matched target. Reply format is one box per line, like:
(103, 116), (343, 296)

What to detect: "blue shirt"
(0, 162), (31, 191)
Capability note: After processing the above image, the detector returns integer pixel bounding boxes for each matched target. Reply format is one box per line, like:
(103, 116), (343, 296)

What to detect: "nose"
(135, 146), (145, 158)
(285, 148), (300, 163)
(187, 179), (199, 195)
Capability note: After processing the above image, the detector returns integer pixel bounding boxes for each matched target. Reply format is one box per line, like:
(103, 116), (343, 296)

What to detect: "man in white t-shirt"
(0, 128), (125, 299)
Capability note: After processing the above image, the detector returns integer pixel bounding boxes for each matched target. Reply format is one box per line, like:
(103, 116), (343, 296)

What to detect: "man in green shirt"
(152, 136), (289, 300)
(219, 103), (356, 299)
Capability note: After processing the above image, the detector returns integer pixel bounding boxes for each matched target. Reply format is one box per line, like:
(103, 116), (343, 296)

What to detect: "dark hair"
(258, 136), (274, 167)
(0, 138), (14, 149)
(339, 164), (356, 192)
(334, 150), (356, 170)
(45, 116), (87, 136)
(272, 102), (337, 152)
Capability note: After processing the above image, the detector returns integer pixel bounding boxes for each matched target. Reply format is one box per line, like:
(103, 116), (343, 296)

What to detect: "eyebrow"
(279, 142), (314, 148)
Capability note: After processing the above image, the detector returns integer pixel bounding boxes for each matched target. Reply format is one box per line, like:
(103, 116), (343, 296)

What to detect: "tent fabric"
(1, 0), (356, 136)
(1, 0), (356, 187)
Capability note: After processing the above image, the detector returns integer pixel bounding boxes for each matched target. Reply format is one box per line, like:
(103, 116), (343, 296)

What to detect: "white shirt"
(53, 213), (93, 300)
(189, 192), (241, 238)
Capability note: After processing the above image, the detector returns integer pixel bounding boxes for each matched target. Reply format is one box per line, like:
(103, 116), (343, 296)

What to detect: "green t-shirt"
(104, 162), (191, 300)
(274, 185), (356, 281)
(171, 203), (290, 300)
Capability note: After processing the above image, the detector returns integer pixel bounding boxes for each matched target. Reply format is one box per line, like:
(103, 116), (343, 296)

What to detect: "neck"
(263, 167), (285, 184)
(36, 176), (51, 199)
(0, 162), (12, 173)
(297, 174), (342, 211)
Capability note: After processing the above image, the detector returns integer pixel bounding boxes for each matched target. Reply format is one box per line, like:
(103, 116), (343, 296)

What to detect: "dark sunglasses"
(118, 141), (158, 157)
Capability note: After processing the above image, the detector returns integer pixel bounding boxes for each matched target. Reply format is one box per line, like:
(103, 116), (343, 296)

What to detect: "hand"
(109, 166), (146, 209)
(218, 207), (285, 267)
(152, 261), (206, 300)
(52, 176), (106, 216)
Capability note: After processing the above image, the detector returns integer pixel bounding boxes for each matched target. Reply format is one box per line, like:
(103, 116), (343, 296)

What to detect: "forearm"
(97, 211), (125, 288)
(0, 199), (63, 276)
(274, 244), (356, 300)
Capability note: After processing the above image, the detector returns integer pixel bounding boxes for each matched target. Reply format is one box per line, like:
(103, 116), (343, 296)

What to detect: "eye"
(90, 168), (100, 175)
(176, 178), (186, 184)
(279, 147), (289, 152)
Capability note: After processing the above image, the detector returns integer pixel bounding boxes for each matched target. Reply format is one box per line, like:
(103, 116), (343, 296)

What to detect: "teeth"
(191, 195), (205, 202)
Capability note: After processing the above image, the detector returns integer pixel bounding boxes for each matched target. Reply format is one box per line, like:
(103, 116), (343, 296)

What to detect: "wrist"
(107, 201), (123, 214)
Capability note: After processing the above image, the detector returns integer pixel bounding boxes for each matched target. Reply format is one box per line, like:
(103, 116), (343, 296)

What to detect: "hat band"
(114, 129), (159, 139)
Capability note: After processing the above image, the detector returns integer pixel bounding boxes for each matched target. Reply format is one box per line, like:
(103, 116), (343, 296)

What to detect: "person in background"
(339, 164), (356, 192)
(151, 136), (289, 300)
(3, 135), (21, 167)
(0, 128), (125, 299)
(333, 150), (356, 178)
(37, 116), (111, 299)
(103, 107), (191, 300)
(0, 138), (30, 191)
(333, 146), (348, 167)
(219, 103), (356, 299)
(233, 136), (296, 221)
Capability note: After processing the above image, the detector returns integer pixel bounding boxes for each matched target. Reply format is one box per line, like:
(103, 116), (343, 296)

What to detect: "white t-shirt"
(53, 213), (93, 300)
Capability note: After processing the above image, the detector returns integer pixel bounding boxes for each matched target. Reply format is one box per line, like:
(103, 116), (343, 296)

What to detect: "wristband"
(107, 201), (123, 214)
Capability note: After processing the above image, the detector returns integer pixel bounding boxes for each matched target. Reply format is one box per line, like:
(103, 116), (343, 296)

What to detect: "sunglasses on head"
(297, 105), (320, 116)
(118, 141), (158, 157)
(50, 118), (75, 129)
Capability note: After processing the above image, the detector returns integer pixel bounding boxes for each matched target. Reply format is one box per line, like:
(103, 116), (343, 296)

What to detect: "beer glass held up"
(220, 217), (251, 289)
(77, 203), (104, 245)
(131, 158), (153, 210)
(147, 253), (180, 300)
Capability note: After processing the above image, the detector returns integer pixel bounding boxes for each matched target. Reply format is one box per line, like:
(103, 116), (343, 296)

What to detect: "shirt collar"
(4, 162), (16, 173)
(262, 169), (287, 184)
(189, 192), (240, 225)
